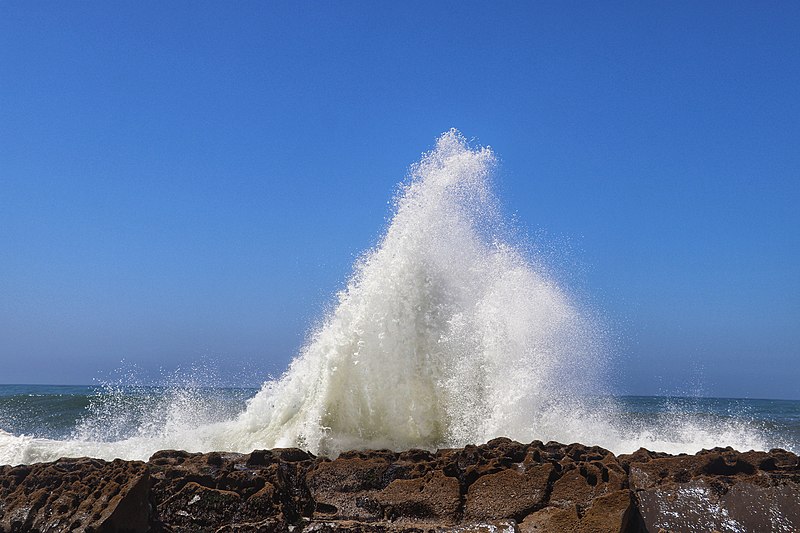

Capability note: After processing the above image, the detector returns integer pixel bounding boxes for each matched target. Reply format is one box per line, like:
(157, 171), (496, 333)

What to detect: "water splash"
(0, 130), (774, 464)
(227, 129), (606, 455)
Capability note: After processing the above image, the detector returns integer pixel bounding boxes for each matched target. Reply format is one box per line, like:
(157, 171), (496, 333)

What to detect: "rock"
(628, 447), (800, 532)
(465, 464), (553, 520)
(0, 442), (797, 532)
(547, 445), (626, 512)
(376, 470), (461, 522)
(306, 449), (461, 526)
(0, 457), (150, 533)
(148, 448), (315, 532)
(516, 442), (633, 533)
(307, 455), (395, 520)
(578, 490), (637, 532)
(519, 507), (581, 532)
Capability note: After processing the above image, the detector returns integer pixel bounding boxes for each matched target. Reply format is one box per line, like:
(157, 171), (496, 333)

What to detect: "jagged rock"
(148, 448), (315, 532)
(1, 441), (798, 532)
(549, 452), (625, 509)
(516, 442), (634, 533)
(306, 448), (461, 526)
(0, 457), (149, 533)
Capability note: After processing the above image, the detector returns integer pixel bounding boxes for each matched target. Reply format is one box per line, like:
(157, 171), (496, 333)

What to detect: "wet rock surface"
(1, 439), (797, 532)
(625, 447), (800, 532)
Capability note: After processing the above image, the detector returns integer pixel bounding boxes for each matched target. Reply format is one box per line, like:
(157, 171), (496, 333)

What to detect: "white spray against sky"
(0, 130), (774, 465)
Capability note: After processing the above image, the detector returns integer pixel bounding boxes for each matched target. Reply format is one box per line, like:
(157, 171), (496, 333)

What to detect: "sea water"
(0, 385), (797, 463)
(1, 130), (796, 465)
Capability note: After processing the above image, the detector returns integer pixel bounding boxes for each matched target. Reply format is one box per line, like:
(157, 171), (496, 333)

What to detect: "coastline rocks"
(0, 458), (149, 532)
(0, 440), (797, 532)
(147, 448), (315, 531)
(307, 450), (461, 525)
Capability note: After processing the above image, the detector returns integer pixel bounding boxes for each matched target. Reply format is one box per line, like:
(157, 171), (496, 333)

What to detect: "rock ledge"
(1, 439), (798, 532)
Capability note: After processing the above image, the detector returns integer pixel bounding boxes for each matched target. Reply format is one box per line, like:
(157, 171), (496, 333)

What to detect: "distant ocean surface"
(1, 384), (797, 461)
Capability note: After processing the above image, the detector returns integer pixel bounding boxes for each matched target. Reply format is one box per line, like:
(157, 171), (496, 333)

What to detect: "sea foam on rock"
(1, 440), (798, 532)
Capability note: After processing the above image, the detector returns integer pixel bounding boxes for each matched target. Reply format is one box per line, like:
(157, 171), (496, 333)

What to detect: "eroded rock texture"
(1, 439), (798, 532)
(0, 457), (149, 532)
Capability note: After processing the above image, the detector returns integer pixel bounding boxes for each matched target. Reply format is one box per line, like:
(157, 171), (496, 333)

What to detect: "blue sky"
(1, 2), (798, 399)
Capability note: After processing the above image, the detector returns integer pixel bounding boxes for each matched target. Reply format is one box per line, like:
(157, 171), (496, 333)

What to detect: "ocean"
(1, 384), (797, 466)
(2, 131), (796, 465)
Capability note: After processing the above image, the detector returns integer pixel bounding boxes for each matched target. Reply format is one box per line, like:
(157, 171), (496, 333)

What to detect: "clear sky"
(1, 2), (798, 399)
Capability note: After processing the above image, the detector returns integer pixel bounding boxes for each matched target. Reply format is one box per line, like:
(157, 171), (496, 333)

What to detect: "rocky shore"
(1, 438), (798, 532)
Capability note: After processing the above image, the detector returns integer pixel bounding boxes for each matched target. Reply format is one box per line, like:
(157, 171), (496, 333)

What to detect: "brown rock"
(519, 485), (633, 532)
(519, 506), (580, 532)
(306, 456), (395, 520)
(0, 457), (149, 533)
(629, 447), (800, 532)
(376, 470), (461, 523)
(549, 461), (626, 513)
(464, 463), (553, 520)
(1, 441), (798, 532)
(578, 490), (634, 533)
(147, 448), (315, 532)
(157, 481), (241, 529)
